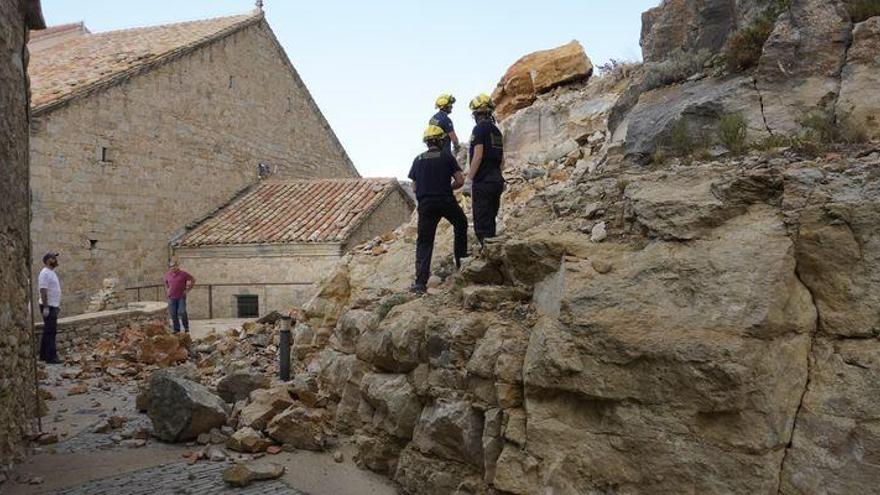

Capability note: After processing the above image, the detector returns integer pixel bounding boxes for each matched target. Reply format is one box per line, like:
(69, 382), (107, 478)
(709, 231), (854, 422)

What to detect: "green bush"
(718, 113), (749, 154)
(849, 0), (880, 22)
(642, 49), (711, 91)
(667, 120), (696, 157)
(725, 0), (792, 72)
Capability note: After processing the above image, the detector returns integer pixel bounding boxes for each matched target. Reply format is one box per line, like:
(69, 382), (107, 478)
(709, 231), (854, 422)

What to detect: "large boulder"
(836, 17), (880, 139)
(146, 371), (228, 442)
(217, 371), (270, 403)
(491, 41), (593, 120)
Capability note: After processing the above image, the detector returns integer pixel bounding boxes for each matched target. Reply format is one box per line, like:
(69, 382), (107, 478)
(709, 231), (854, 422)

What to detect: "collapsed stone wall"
(0, 0), (38, 474)
(32, 302), (167, 357)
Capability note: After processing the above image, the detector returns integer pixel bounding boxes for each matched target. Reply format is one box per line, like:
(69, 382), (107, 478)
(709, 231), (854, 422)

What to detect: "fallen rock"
(412, 399), (484, 466)
(492, 40), (593, 119)
(216, 371), (270, 403)
(222, 462), (285, 488)
(238, 385), (294, 431)
(227, 426), (271, 453)
(266, 405), (328, 451)
(146, 371), (228, 442)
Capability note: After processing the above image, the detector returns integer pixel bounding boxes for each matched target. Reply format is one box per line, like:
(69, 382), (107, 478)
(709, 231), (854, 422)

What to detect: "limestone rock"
(330, 309), (379, 354)
(222, 462), (284, 488)
(620, 76), (771, 162)
(356, 302), (433, 373)
(146, 371), (228, 442)
(779, 339), (880, 493)
(238, 385), (294, 431)
(360, 373), (422, 439)
(491, 40), (593, 120)
(266, 405), (328, 451)
(394, 445), (485, 495)
(226, 426), (271, 453)
(756, 0), (853, 134)
(412, 399), (484, 467)
(640, 0), (767, 63)
(837, 17), (880, 140)
(216, 371), (270, 403)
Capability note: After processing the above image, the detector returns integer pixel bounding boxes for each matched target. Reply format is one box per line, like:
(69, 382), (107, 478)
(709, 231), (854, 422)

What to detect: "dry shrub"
(718, 113), (749, 154)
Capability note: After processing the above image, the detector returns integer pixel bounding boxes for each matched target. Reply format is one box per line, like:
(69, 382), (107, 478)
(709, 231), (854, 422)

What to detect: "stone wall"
(0, 0), (40, 473)
(33, 302), (167, 356)
(172, 247), (342, 319)
(29, 19), (358, 314)
(344, 189), (415, 251)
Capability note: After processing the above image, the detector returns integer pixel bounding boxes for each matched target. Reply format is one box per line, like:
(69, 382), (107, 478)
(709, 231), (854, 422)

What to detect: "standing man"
(165, 260), (195, 333)
(38, 252), (62, 364)
(430, 94), (460, 155)
(466, 94), (505, 247)
(408, 125), (469, 294)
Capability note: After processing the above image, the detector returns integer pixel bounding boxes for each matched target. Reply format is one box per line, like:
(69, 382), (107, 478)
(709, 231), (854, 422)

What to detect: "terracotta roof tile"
(174, 179), (405, 247)
(28, 13), (258, 113)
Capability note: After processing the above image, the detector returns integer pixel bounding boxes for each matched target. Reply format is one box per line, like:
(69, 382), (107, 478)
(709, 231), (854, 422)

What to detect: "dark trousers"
(415, 197), (469, 287)
(39, 305), (59, 362)
(472, 181), (504, 243)
(168, 298), (189, 333)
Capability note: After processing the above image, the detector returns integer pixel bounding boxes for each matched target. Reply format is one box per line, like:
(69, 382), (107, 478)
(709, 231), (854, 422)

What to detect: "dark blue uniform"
(408, 149), (468, 288)
(429, 111), (455, 154)
(468, 120), (504, 242)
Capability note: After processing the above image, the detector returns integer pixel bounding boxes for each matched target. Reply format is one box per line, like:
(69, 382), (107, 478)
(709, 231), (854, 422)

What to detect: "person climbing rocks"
(408, 125), (469, 294)
(465, 93), (505, 247)
(38, 251), (62, 364)
(429, 93), (460, 155)
(164, 259), (195, 333)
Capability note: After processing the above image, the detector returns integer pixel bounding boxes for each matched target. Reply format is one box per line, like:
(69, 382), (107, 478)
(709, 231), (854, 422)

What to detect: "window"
(89, 239), (98, 259)
(236, 295), (259, 318)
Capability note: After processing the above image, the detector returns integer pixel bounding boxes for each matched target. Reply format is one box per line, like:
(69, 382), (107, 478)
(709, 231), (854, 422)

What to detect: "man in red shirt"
(164, 260), (195, 333)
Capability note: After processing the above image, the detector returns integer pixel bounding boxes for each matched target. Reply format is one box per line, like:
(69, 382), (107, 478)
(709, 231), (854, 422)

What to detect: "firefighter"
(429, 93), (460, 155)
(407, 125), (468, 294)
(465, 93), (504, 246)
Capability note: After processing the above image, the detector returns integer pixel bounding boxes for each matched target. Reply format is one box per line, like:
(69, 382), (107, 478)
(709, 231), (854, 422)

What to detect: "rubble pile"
(189, 322), (279, 387)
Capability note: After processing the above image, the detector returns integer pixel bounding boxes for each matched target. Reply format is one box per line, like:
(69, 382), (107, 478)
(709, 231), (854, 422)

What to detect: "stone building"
(27, 9), (359, 314)
(171, 178), (414, 318)
(1, 0), (44, 471)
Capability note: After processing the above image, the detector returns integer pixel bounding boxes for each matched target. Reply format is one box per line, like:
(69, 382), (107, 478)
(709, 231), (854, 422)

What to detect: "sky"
(40, 0), (658, 179)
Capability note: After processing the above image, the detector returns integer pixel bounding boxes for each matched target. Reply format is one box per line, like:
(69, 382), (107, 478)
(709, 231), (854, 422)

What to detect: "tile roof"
(174, 179), (408, 247)
(28, 13), (259, 114)
(29, 22), (86, 42)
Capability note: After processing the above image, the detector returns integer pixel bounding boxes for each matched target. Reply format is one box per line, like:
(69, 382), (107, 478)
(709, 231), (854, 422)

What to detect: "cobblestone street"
(3, 364), (395, 495)
(52, 460), (299, 495)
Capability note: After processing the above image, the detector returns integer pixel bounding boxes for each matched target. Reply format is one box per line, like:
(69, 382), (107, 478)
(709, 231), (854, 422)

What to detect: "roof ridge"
(32, 11), (263, 116)
(172, 178), (407, 247)
(81, 12), (256, 39)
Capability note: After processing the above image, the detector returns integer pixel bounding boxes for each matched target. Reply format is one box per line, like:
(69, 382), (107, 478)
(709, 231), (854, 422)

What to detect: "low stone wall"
(33, 302), (168, 354)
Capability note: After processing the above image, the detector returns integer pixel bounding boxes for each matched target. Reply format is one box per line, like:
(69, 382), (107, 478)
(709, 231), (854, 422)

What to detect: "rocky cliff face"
(280, 3), (880, 493)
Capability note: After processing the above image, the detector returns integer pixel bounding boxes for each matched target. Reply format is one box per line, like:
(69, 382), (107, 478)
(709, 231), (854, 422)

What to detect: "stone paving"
(51, 460), (302, 495)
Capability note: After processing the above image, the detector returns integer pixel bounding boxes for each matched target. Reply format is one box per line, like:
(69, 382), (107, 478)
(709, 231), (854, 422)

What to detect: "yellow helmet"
(435, 94), (456, 109)
(469, 93), (495, 113)
(423, 125), (447, 143)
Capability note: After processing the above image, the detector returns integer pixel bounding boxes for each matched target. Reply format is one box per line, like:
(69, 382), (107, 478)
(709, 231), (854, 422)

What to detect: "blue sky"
(40, 0), (657, 178)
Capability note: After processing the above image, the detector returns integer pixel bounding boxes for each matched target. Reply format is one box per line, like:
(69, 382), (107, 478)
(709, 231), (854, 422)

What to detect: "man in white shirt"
(38, 252), (62, 364)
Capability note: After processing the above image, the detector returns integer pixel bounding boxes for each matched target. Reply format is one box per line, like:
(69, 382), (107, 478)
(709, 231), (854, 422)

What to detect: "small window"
(89, 239), (98, 259)
(236, 295), (259, 318)
(228, 75), (235, 89)
(97, 144), (111, 163)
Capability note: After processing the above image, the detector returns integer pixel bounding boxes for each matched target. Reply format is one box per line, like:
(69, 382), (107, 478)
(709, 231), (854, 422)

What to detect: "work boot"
(409, 283), (427, 295)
